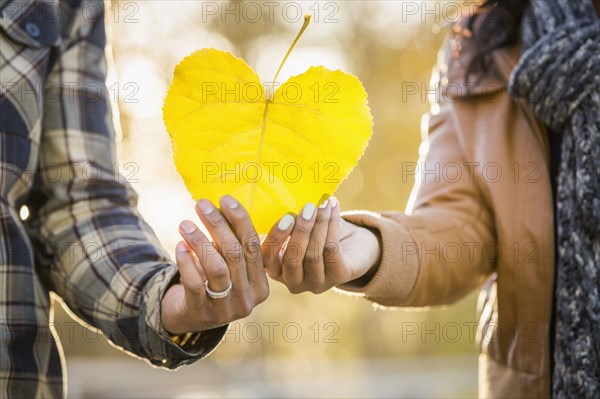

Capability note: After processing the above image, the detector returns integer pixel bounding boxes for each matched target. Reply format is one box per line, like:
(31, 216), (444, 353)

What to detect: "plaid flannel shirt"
(0, 0), (227, 396)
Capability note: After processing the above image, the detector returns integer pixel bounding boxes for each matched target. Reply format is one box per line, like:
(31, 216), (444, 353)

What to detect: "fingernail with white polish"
(176, 241), (188, 253)
(319, 199), (329, 209)
(302, 203), (316, 220)
(179, 220), (196, 234)
(330, 197), (338, 208)
(278, 214), (295, 230)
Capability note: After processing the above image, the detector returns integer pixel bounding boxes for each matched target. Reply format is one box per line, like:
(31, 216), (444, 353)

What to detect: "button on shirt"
(0, 0), (226, 397)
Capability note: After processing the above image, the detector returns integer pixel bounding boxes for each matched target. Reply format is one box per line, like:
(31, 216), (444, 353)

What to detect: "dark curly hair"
(466, 0), (530, 77)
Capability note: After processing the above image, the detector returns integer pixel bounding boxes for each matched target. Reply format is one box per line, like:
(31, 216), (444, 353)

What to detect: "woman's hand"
(161, 195), (269, 334)
(261, 197), (382, 294)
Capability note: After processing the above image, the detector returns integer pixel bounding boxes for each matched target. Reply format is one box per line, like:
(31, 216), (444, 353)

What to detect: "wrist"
(355, 242), (381, 287)
(161, 284), (189, 335)
(364, 227), (382, 278)
(356, 227), (382, 284)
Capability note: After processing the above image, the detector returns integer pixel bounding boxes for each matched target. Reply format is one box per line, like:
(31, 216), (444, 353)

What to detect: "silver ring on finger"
(205, 280), (232, 299)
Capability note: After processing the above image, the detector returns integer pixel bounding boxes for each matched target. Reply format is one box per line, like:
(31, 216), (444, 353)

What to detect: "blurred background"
(53, 1), (482, 397)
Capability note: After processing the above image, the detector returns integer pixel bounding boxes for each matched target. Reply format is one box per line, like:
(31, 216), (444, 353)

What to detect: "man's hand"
(161, 195), (269, 334)
(261, 197), (381, 294)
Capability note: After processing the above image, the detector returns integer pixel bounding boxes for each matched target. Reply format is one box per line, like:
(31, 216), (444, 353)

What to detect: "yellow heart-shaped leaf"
(163, 47), (372, 233)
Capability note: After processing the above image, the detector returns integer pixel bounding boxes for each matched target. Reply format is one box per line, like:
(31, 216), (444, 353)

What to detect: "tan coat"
(341, 33), (554, 398)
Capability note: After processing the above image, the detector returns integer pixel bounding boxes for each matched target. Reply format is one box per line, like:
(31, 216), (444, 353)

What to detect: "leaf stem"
(268, 14), (311, 99)
(250, 15), (311, 210)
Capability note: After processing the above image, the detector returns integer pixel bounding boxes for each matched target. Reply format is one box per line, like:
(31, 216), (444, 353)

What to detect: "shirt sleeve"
(24, 0), (226, 369)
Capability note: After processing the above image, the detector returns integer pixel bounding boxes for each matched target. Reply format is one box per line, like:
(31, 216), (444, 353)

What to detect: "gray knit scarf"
(508, 0), (600, 396)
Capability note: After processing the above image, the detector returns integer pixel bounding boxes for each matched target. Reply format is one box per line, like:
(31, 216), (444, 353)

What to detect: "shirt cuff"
(336, 210), (420, 307)
(141, 264), (228, 369)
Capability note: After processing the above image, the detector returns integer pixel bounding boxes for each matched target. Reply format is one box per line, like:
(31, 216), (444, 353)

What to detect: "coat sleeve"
(338, 92), (496, 308)
(25, 0), (226, 368)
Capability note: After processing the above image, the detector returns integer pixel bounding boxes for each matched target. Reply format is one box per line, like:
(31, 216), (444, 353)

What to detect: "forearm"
(338, 207), (496, 307)
(27, 179), (226, 367)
